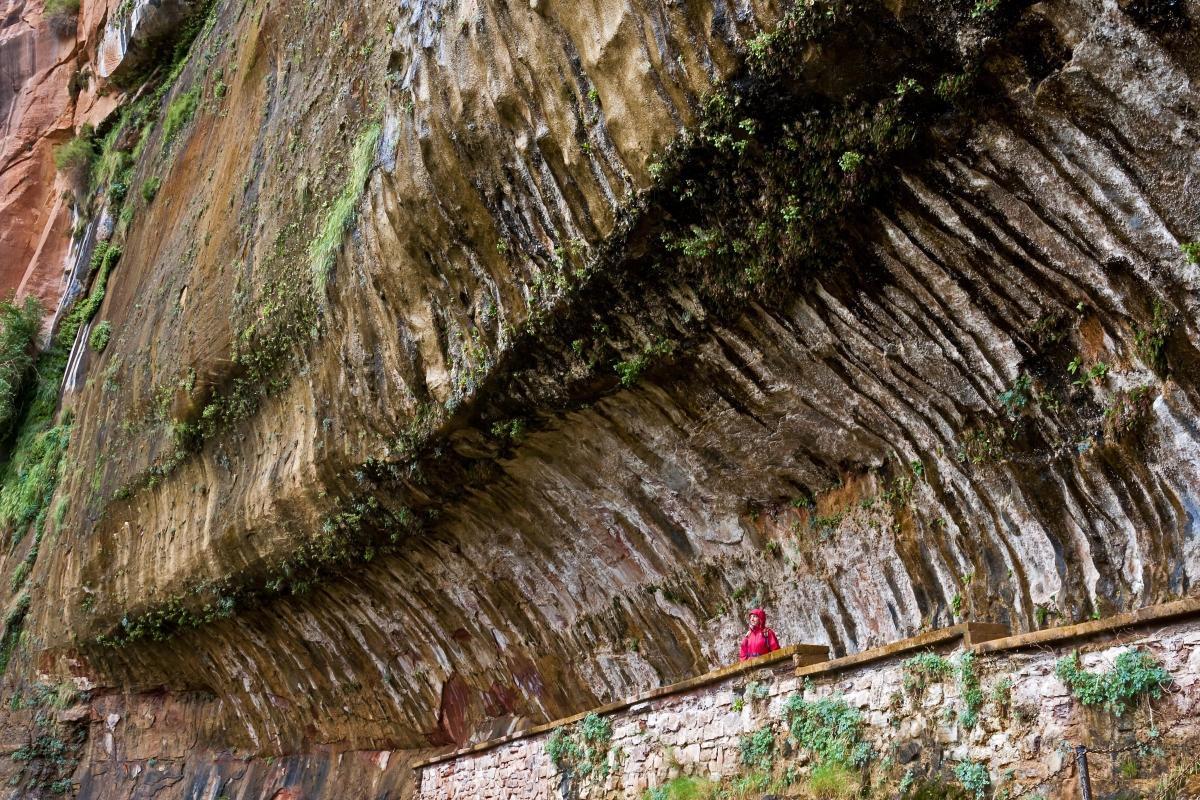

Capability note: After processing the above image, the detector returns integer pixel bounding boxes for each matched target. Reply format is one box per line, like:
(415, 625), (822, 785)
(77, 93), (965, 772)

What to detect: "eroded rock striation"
(0, 0), (1197, 794)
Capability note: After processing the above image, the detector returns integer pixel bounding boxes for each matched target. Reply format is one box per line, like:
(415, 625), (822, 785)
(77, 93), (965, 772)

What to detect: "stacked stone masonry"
(418, 617), (1200, 799)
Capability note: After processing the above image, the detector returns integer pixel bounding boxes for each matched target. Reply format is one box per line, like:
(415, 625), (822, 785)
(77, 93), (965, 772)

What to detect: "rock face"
(0, 0), (1197, 795)
(0, 0), (129, 315)
(95, 0), (199, 82)
(0, 0), (76, 311)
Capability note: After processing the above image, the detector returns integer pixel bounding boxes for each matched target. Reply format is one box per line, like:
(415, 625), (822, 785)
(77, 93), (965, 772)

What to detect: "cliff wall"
(0, 0), (1196, 795)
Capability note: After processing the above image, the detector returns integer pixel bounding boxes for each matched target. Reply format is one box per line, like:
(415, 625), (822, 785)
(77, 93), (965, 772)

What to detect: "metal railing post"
(1076, 745), (1093, 800)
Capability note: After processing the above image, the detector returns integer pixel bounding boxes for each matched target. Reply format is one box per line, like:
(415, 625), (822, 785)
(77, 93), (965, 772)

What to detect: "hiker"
(739, 608), (781, 660)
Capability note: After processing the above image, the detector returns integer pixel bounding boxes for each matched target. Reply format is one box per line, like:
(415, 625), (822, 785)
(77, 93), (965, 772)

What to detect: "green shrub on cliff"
(0, 297), (43, 442)
(53, 127), (96, 190)
(0, 234), (118, 561)
(92, 115), (137, 199)
(956, 652), (984, 729)
(44, 0), (80, 16)
(88, 321), (112, 353)
(58, 245), (121, 350)
(902, 651), (953, 693)
(0, 594), (31, 675)
(837, 150), (864, 172)
(0, 419), (71, 541)
(141, 176), (162, 203)
(546, 726), (582, 767)
(0, 290), (77, 550)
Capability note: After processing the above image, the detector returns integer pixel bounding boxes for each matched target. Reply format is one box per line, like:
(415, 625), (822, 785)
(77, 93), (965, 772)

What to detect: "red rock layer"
(0, 0), (117, 312)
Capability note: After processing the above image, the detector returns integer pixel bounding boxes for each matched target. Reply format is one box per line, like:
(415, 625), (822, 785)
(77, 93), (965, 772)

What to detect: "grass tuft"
(163, 86), (201, 145)
(807, 762), (861, 799)
(141, 176), (162, 203)
(308, 123), (382, 296)
(53, 128), (96, 190)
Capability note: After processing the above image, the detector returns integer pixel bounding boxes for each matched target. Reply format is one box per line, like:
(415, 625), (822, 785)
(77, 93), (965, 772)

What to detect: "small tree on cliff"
(43, 0), (80, 37)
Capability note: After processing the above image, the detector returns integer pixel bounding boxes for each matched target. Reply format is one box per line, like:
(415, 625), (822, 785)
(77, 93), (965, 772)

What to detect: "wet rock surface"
(0, 0), (1197, 795)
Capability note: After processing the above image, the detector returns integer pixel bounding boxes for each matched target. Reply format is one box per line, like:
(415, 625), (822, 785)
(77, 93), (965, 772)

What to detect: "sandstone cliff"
(0, 0), (1197, 795)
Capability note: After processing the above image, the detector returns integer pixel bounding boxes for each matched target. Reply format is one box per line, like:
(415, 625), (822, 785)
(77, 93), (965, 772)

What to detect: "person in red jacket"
(739, 608), (781, 660)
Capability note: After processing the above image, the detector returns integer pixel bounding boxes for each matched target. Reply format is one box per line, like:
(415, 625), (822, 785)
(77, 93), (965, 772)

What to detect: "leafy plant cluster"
(902, 651), (988, 728)
(162, 87), (201, 146)
(645, 777), (707, 800)
(783, 693), (872, 768)
(615, 337), (675, 387)
(1054, 649), (1171, 716)
(902, 651), (953, 694)
(1182, 241), (1200, 265)
(7, 701), (87, 797)
(738, 726), (776, 770)
(1066, 356), (1109, 387)
(953, 759), (990, 799)
(57, 243), (121, 353)
(997, 373), (1031, 419)
(956, 652), (984, 729)
(89, 321), (113, 353)
(643, 769), (848, 800)
(2, 420), (72, 596)
(722, 692), (871, 797)
(0, 594), (30, 675)
(97, 583), (236, 646)
(11, 733), (77, 795)
(0, 297), (44, 440)
(546, 712), (614, 778)
(1102, 384), (1154, 438)
(731, 679), (771, 712)
(1133, 300), (1172, 373)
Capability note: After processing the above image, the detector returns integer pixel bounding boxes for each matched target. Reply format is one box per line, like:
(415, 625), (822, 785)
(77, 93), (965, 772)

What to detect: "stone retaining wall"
(417, 611), (1200, 799)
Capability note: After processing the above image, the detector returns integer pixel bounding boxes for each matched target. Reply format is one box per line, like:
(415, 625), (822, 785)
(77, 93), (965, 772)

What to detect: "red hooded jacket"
(739, 608), (781, 660)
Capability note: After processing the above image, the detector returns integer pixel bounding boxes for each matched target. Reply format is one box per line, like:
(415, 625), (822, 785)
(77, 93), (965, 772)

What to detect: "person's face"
(748, 614), (758, 628)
